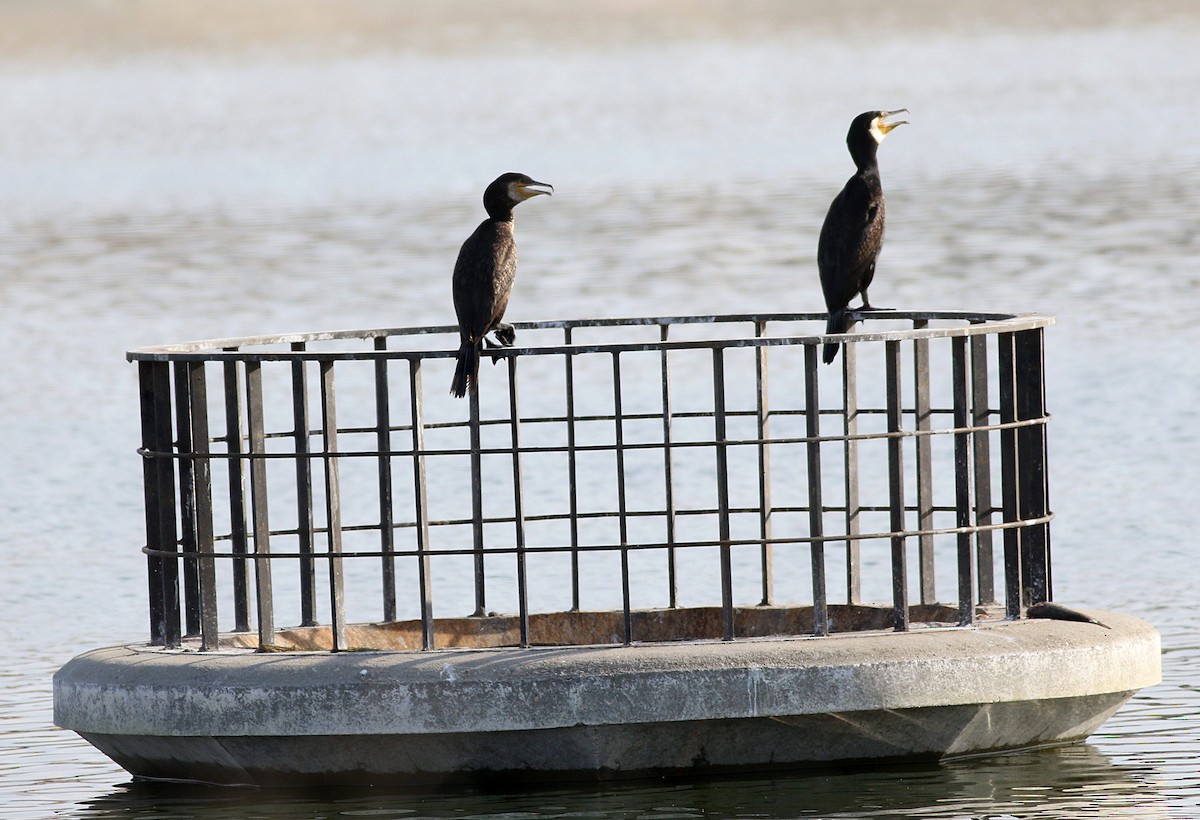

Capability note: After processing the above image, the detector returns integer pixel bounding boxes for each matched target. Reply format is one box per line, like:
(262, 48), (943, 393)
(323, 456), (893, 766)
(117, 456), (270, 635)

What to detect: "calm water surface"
(2, 2), (1199, 817)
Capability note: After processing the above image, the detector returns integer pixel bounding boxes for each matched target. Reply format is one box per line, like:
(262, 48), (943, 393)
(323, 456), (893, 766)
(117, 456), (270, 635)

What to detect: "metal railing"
(129, 311), (1054, 651)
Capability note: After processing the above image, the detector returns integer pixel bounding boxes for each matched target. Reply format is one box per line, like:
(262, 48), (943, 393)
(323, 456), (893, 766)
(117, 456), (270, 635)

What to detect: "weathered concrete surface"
(220, 603), (977, 651)
(54, 610), (1160, 786)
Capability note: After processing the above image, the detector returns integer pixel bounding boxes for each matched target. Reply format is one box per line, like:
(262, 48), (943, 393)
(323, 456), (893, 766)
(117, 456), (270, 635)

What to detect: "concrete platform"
(53, 609), (1160, 787)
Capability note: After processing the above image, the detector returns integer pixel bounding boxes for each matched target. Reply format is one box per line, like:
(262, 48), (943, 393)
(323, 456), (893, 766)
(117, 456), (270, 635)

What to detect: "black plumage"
(450, 172), (552, 398)
(818, 109), (908, 364)
(1027, 602), (1110, 629)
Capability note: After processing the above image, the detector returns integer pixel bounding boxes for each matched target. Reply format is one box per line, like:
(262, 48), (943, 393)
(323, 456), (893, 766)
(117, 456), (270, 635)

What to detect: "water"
(2, 1), (1200, 816)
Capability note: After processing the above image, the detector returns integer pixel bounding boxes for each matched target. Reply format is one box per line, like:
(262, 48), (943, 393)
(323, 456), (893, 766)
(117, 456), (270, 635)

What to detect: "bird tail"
(822, 309), (846, 365)
(450, 340), (480, 398)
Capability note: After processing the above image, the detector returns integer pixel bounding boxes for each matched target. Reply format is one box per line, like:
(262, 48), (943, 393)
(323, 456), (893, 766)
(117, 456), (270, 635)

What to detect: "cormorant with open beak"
(818, 109), (908, 364)
(450, 172), (553, 398)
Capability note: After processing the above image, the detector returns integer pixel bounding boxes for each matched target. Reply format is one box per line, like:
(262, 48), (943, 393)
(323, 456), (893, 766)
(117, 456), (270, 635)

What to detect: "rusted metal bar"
(172, 362), (200, 638)
(469, 387), (486, 617)
(139, 360), (180, 647)
(885, 340), (909, 631)
(660, 324), (679, 609)
(712, 349), (734, 641)
(374, 337), (397, 622)
(1015, 328), (1051, 606)
(952, 337), (976, 627)
(754, 320), (774, 606)
(222, 359), (250, 632)
(291, 344), (317, 627)
(508, 359), (531, 648)
(187, 362), (219, 649)
(613, 352), (633, 645)
(320, 361), (347, 652)
(998, 332), (1022, 619)
(805, 344), (828, 636)
(245, 361), (275, 646)
(841, 335), (861, 603)
(564, 327), (581, 611)
(970, 332), (995, 605)
(912, 322), (935, 604)
(408, 360), (434, 649)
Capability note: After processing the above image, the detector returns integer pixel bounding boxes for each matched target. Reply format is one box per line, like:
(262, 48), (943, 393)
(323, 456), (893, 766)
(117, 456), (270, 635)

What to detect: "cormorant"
(817, 109), (908, 364)
(450, 172), (553, 398)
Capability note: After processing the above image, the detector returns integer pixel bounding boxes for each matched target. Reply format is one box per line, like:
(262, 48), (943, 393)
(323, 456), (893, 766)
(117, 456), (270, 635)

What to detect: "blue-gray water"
(2, 1), (1199, 816)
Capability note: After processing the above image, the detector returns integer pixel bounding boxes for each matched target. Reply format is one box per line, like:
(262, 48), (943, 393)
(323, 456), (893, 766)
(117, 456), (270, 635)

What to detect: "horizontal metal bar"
(145, 512), (1055, 562)
(141, 415), (1051, 465)
(129, 312), (1055, 360)
(198, 500), (993, 549)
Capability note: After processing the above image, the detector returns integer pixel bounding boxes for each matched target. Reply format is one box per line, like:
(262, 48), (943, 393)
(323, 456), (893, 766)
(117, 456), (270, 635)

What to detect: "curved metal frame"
(130, 311), (1054, 651)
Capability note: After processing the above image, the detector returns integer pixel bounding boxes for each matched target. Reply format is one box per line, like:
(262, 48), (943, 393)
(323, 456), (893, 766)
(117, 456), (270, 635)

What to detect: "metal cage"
(129, 311), (1053, 651)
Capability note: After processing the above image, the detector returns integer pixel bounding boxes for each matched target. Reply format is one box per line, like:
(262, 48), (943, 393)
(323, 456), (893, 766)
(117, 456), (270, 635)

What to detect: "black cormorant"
(817, 109), (908, 364)
(450, 172), (553, 398)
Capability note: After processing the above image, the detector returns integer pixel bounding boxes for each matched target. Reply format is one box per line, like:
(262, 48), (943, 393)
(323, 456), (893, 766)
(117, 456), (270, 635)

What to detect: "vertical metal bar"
(1015, 328), (1051, 606)
(659, 324), (679, 609)
(173, 362), (200, 638)
(804, 345), (828, 636)
(612, 353), (633, 645)
(841, 337), (862, 604)
(374, 338), (397, 622)
(912, 323), (935, 604)
(139, 360), (180, 647)
(564, 327), (581, 611)
(970, 332), (996, 605)
(508, 358), (531, 648)
(188, 363), (220, 649)
(998, 332), (1022, 619)
(712, 349), (735, 641)
(291, 345), (317, 626)
(320, 361), (347, 651)
(885, 340), (909, 631)
(952, 337), (976, 627)
(222, 360), (250, 632)
(755, 321), (774, 606)
(468, 386), (486, 616)
(409, 360), (435, 650)
(245, 361), (275, 646)
(1036, 332), (1053, 603)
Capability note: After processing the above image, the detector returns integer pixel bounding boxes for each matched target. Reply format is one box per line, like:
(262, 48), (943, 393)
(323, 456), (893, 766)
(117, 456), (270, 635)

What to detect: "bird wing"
(817, 175), (886, 313)
(452, 220), (510, 343)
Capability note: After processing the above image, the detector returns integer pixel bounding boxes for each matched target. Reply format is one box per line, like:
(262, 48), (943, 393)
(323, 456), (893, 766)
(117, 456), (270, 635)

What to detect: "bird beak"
(877, 109), (909, 134)
(517, 180), (554, 199)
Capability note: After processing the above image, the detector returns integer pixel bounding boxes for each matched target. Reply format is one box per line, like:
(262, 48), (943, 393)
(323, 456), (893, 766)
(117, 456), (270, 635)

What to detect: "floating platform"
(53, 313), (1162, 786)
(54, 606), (1160, 786)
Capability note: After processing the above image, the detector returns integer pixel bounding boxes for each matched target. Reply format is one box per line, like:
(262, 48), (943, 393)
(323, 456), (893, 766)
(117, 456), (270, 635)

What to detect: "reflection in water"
(69, 746), (1167, 819)
(3, 0), (1200, 817)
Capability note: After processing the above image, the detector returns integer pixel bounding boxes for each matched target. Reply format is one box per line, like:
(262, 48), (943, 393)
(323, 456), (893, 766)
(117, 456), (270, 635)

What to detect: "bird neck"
(852, 147), (879, 175)
(484, 203), (515, 221)
(848, 132), (881, 174)
(483, 186), (517, 220)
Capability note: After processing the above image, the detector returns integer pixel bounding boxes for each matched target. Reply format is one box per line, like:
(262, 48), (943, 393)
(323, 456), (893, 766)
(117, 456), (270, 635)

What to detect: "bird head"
(483, 173), (553, 218)
(508, 174), (554, 202)
(864, 109), (909, 144)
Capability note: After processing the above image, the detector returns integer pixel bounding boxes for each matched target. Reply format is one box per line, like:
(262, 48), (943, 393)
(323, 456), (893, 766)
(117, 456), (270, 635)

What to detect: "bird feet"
(492, 323), (517, 347)
(484, 324), (517, 366)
